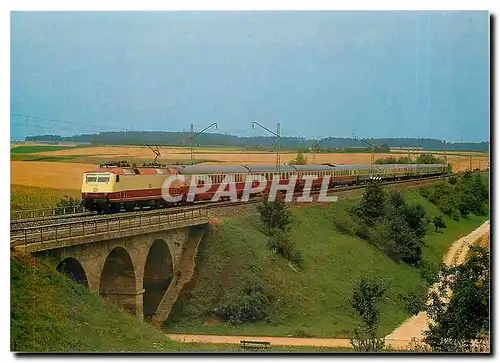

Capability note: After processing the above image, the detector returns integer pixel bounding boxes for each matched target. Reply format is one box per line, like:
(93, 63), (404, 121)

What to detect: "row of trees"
(25, 132), (490, 151)
(375, 153), (446, 165)
(419, 171), (489, 220)
(352, 182), (430, 264)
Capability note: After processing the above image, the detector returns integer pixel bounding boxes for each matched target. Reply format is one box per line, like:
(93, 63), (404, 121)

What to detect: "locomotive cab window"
(85, 174), (97, 183)
(97, 174), (110, 183)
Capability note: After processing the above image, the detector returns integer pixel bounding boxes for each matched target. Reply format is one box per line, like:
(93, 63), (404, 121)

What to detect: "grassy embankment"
(166, 188), (488, 338)
(11, 252), (354, 352)
(10, 252), (227, 352)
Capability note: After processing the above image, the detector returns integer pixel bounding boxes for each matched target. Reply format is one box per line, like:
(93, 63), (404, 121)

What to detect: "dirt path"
(167, 220), (490, 350)
(167, 333), (352, 348)
(384, 220), (490, 349)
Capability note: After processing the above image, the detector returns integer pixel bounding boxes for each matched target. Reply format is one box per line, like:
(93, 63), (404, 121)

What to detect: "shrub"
(419, 260), (439, 284)
(289, 151), (307, 165)
(420, 181), (459, 217)
(350, 276), (388, 352)
(402, 204), (429, 239)
(388, 215), (424, 264)
(399, 285), (428, 316)
(55, 196), (82, 215)
(416, 153), (445, 164)
(389, 190), (406, 211)
(219, 278), (271, 325)
(257, 193), (292, 233)
(424, 246), (489, 352)
(354, 181), (386, 225)
(268, 229), (303, 268)
(432, 216), (446, 233)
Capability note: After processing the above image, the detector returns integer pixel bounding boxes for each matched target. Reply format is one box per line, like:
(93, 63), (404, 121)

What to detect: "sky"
(10, 11), (489, 142)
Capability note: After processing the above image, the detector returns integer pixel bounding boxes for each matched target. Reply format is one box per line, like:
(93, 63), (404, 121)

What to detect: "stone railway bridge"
(10, 209), (210, 327)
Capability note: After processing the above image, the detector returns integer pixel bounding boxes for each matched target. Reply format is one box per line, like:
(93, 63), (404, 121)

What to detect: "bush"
(388, 215), (424, 264)
(354, 181), (386, 225)
(350, 276), (388, 352)
(424, 246), (489, 352)
(289, 151), (307, 165)
(257, 193), (292, 233)
(432, 216), (446, 232)
(399, 286), (428, 316)
(55, 196), (82, 215)
(402, 204), (428, 239)
(420, 181), (459, 218)
(219, 278), (271, 325)
(416, 153), (445, 164)
(419, 260), (439, 284)
(268, 229), (303, 268)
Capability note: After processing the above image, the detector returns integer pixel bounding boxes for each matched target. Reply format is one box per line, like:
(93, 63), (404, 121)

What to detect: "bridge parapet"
(11, 208), (210, 253)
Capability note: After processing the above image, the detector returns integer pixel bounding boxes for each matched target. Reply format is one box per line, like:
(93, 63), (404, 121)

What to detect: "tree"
(389, 190), (406, 211)
(432, 216), (446, 232)
(424, 246), (490, 352)
(219, 278), (271, 324)
(350, 276), (388, 351)
(416, 153), (444, 164)
(257, 193), (292, 233)
(402, 204), (429, 239)
(289, 150), (307, 165)
(388, 215), (424, 264)
(355, 181), (386, 225)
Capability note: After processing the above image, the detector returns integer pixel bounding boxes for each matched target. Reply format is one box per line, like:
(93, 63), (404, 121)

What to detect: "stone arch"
(56, 257), (89, 288)
(143, 239), (174, 320)
(99, 246), (137, 314)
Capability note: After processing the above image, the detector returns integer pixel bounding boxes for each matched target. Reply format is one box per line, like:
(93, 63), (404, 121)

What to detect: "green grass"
(10, 252), (243, 352)
(10, 154), (89, 162)
(10, 252), (355, 352)
(11, 145), (83, 154)
(166, 189), (488, 338)
(11, 185), (81, 211)
(10, 153), (221, 165)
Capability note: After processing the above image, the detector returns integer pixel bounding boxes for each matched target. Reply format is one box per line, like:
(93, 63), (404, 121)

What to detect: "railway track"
(10, 175), (446, 231)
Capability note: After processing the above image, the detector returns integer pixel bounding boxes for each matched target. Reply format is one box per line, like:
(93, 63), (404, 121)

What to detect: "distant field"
(10, 144), (489, 180)
(10, 161), (93, 190)
(10, 145), (83, 154)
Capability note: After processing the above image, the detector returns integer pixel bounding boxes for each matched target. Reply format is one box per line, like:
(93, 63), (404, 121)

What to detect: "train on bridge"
(81, 163), (447, 213)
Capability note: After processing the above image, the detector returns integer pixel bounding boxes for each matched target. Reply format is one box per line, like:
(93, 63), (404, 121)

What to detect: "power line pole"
(190, 123), (194, 165)
(189, 122), (218, 165)
(353, 134), (376, 176)
(252, 121), (281, 172)
(311, 136), (334, 164)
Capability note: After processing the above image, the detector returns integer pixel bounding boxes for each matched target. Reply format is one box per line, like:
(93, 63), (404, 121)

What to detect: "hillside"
(165, 188), (488, 338)
(10, 252), (229, 352)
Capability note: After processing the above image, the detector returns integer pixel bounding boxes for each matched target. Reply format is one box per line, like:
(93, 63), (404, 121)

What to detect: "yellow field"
(10, 145), (489, 191)
(10, 161), (95, 190)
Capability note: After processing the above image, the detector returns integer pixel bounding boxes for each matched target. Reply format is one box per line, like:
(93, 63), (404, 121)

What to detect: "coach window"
(116, 175), (120, 183)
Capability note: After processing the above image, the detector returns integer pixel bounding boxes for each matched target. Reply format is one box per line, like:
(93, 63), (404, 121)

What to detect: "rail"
(11, 205), (85, 221)
(10, 208), (209, 247)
